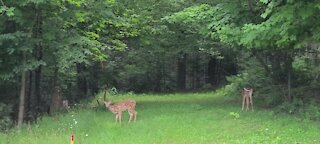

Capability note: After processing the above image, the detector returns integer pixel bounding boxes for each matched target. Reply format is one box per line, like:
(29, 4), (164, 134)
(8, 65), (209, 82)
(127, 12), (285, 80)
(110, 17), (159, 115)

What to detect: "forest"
(1, 0), (320, 133)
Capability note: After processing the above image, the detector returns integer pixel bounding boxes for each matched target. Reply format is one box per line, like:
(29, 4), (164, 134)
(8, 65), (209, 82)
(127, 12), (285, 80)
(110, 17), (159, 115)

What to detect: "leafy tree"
(164, 0), (320, 104)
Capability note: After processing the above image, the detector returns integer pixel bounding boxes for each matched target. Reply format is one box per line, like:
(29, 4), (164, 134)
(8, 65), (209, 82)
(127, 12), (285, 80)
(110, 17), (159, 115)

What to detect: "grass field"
(1, 91), (320, 144)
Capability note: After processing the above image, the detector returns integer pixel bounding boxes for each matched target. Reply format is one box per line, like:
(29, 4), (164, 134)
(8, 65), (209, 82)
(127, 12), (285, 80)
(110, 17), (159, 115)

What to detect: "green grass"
(1, 91), (320, 144)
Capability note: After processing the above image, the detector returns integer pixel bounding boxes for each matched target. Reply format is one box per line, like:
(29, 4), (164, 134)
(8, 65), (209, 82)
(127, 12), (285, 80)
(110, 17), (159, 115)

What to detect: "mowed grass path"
(1, 92), (320, 144)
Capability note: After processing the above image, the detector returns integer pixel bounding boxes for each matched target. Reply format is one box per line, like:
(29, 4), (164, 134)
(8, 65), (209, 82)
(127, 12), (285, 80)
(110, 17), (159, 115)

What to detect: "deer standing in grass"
(104, 99), (137, 123)
(242, 88), (254, 112)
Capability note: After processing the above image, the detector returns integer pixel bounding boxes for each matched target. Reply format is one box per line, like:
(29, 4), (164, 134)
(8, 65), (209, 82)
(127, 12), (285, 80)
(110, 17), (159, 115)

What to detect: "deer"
(104, 99), (137, 123)
(62, 99), (70, 110)
(242, 88), (254, 112)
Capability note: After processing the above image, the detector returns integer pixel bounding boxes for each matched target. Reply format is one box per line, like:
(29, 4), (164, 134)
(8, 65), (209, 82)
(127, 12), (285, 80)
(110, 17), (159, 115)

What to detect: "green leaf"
(6, 7), (15, 17)
(260, 0), (269, 4)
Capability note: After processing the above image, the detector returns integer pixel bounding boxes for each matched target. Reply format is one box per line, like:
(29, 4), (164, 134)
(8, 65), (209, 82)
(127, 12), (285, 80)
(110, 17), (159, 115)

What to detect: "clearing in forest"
(1, 92), (319, 144)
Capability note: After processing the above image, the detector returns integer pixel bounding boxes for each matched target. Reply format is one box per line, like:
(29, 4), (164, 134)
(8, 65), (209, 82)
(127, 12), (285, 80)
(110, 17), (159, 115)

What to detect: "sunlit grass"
(1, 91), (320, 143)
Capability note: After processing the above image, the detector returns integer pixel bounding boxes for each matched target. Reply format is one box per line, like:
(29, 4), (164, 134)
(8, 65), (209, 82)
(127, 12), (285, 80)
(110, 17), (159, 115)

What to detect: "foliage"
(169, 0), (320, 110)
(224, 56), (267, 96)
(304, 101), (320, 121)
(0, 103), (12, 132)
(1, 0), (320, 128)
(229, 112), (240, 120)
(276, 98), (304, 115)
(0, 0), (14, 17)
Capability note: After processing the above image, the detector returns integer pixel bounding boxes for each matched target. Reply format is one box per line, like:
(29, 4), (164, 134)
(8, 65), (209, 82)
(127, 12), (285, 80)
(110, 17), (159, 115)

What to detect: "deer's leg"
(115, 114), (119, 123)
(134, 111), (137, 122)
(250, 95), (254, 112)
(246, 95), (249, 112)
(119, 112), (122, 124)
(129, 110), (137, 122)
(128, 111), (133, 123)
(242, 92), (245, 111)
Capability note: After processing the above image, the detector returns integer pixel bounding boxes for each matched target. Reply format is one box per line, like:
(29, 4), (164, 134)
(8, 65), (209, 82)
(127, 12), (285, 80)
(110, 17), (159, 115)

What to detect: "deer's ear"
(104, 101), (111, 104)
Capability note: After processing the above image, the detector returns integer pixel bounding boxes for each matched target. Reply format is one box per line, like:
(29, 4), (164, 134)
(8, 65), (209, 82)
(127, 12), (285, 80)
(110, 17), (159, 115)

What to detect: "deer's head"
(104, 101), (112, 107)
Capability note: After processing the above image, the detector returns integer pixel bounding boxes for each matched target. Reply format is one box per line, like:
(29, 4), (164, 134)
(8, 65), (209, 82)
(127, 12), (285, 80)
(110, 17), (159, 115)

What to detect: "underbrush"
(225, 70), (320, 122)
(0, 103), (13, 132)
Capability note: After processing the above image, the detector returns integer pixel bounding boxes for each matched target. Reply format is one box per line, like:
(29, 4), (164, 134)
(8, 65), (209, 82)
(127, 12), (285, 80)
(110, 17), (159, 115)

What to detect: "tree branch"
(0, 0), (7, 16)
(252, 50), (271, 75)
(0, 0), (6, 7)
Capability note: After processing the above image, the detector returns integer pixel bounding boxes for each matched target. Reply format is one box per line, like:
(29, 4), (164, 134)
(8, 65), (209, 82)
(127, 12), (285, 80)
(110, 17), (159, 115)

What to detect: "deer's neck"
(107, 105), (117, 113)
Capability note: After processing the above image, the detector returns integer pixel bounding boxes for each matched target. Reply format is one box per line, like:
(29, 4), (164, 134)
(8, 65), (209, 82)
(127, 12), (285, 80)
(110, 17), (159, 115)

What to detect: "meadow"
(0, 91), (319, 144)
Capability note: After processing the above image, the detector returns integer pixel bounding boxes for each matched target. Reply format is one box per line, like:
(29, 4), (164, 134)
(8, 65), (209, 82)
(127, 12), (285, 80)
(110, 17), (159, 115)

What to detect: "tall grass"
(0, 91), (319, 143)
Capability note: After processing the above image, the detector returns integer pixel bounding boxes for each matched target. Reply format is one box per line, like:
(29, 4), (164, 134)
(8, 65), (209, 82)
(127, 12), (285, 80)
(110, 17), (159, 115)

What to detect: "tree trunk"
(49, 86), (61, 114)
(77, 63), (88, 99)
(89, 62), (100, 95)
(191, 60), (195, 89)
(26, 71), (33, 121)
(270, 53), (282, 82)
(177, 53), (187, 90)
(154, 58), (163, 92)
(163, 59), (169, 91)
(286, 55), (293, 102)
(34, 43), (43, 115)
(35, 59), (42, 114)
(18, 52), (27, 127)
(208, 58), (217, 85)
(49, 68), (61, 114)
(216, 59), (222, 85)
(191, 53), (201, 89)
(33, 8), (43, 116)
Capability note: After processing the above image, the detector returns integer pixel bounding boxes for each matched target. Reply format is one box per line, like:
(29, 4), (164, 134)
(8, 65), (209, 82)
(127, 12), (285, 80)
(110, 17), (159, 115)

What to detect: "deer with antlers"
(242, 88), (254, 112)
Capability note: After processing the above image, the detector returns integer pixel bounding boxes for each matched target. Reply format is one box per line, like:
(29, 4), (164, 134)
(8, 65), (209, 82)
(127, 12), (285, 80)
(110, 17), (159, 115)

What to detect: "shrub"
(303, 100), (320, 121)
(275, 99), (304, 115)
(229, 112), (240, 120)
(0, 103), (13, 132)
